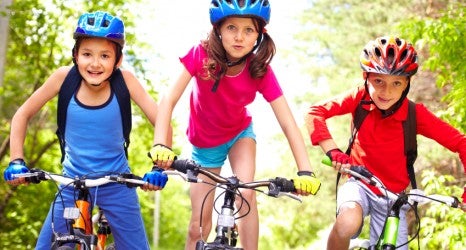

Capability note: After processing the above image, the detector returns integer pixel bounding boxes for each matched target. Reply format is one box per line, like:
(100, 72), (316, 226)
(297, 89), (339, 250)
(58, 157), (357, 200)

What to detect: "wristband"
(297, 171), (315, 177)
(10, 158), (26, 165)
(151, 166), (165, 172)
(152, 143), (172, 150)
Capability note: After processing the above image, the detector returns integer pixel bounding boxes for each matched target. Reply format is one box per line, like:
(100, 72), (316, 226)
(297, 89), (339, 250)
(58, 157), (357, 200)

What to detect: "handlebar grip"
(26, 168), (46, 184)
(322, 155), (332, 166)
(273, 177), (296, 192)
(171, 159), (200, 173)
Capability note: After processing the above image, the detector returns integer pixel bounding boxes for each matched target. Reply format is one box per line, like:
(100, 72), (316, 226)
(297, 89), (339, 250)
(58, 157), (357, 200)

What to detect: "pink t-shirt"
(180, 44), (283, 148)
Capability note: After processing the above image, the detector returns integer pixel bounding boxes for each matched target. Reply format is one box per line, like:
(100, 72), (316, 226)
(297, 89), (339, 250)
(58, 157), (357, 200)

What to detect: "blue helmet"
(74, 11), (125, 47)
(209, 0), (271, 25)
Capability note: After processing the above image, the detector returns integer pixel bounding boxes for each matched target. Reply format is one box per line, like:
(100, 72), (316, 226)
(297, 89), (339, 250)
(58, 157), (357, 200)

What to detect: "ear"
(362, 71), (368, 79)
(116, 54), (123, 68)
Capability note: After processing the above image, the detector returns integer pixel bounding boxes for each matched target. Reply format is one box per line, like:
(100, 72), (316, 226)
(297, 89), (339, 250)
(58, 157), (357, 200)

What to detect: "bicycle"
(322, 156), (465, 250)
(162, 158), (302, 250)
(13, 168), (147, 250)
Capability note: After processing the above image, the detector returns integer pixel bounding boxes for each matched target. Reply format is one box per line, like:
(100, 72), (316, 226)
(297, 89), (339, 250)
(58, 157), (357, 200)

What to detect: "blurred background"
(1, 0), (465, 249)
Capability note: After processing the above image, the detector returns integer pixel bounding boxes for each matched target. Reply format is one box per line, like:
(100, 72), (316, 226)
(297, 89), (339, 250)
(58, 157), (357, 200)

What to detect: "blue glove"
(142, 167), (168, 188)
(4, 158), (28, 182)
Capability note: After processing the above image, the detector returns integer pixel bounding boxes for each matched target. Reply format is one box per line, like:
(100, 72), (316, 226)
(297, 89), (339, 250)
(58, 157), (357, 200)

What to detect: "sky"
(133, 0), (314, 166)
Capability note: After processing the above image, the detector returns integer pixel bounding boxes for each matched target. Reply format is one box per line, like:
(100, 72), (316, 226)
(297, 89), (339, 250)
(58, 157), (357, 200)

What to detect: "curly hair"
(200, 17), (275, 82)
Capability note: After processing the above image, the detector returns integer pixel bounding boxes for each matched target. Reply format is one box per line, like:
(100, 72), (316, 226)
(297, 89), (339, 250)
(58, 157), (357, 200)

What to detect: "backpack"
(335, 99), (418, 197)
(56, 65), (132, 163)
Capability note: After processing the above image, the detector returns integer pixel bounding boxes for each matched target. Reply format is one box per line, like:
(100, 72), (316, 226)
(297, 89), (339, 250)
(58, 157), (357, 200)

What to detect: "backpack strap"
(109, 69), (132, 158)
(403, 100), (417, 189)
(333, 101), (370, 215)
(56, 66), (81, 163)
(56, 67), (132, 162)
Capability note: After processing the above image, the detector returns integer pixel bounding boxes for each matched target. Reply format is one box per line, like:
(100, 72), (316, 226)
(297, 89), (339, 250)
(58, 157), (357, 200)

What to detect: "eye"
(245, 27), (256, 34)
(393, 81), (403, 87)
(373, 78), (384, 85)
(101, 54), (110, 59)
(82, 52), (91, 57)
(226, 25), (236, 31)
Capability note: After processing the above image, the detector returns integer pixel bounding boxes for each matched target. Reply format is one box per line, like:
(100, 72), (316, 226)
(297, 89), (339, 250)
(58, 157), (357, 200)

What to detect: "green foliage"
(398, 2), (466, 132)
(409, 170), (466, 249)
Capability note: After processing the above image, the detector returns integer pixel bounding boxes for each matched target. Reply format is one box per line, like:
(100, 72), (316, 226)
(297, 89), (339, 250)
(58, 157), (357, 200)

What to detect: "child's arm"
(270, 96), (312, 172)
(150, 65), (193, 168)
(123, 69), (158, 126)
(269, 96), (321, 195)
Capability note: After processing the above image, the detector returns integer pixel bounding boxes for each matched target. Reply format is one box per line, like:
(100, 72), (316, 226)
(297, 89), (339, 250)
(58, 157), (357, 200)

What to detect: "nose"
(91, 56), (100, 66)
(235, 31), (244, 41)
(380, 84), (393, 96)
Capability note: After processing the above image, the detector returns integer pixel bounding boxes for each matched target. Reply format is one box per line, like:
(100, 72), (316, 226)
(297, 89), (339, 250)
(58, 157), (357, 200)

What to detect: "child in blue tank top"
(3, 11), (169, 250)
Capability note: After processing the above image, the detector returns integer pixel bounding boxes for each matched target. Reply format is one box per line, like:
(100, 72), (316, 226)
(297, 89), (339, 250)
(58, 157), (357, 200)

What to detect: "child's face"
(218, 17), (259, 62)
(365, 72), (409, 110)
(75, 38), (119, 86)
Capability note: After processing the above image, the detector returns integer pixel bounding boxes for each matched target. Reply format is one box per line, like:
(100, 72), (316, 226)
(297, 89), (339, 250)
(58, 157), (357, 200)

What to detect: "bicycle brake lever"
(277, 192), (302, 203)
(186, 169), (200, 183)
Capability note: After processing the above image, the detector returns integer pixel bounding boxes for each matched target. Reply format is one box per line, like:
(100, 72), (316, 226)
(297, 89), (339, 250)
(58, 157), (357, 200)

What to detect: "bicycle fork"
(374, 195), (407, 250)
(214, 188), (239, 247)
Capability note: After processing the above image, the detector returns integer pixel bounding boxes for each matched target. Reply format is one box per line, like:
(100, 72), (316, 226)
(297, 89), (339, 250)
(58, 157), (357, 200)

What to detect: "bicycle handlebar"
(12, 168), (147, 188)
(321, 156), (464, 209)
(165, 159), (302, 202)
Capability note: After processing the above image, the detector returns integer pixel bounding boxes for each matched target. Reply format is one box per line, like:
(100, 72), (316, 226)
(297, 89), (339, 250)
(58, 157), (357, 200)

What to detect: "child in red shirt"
(306, 36), (466, 250)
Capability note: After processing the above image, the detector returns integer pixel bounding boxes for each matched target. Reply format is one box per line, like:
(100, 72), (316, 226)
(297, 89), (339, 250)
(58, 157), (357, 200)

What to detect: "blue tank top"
(62, 92), (130, 177)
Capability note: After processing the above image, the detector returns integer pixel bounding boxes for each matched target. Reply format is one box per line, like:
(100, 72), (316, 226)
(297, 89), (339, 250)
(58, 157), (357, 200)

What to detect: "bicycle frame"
(14, 169), (146, 250)
(322, 156), (464, 250)
(165, 159), (301, 250)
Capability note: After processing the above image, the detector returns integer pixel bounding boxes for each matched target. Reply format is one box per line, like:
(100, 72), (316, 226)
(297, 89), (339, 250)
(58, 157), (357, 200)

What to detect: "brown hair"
(201, 17), (275, 81)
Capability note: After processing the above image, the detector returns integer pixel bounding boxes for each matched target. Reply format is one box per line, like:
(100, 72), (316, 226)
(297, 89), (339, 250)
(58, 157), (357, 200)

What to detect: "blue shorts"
(35, 183), (149, 250)
(192, 123), (256, 168)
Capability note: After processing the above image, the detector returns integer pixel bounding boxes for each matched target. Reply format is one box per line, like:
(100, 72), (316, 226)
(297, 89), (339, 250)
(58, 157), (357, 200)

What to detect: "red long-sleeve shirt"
(308, 86), (466, 195)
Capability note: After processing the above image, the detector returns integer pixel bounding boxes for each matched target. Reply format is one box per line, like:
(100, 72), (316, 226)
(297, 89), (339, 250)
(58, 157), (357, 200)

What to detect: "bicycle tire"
(196, 240), (243, 250)
(105, 243), (116, 250)
(56, 247), (74, 250)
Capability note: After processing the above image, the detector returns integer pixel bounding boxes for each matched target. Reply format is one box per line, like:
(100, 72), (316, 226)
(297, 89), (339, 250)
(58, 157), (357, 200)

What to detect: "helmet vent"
(387, 48), (395, 65)
(88, 17), (95, 26)
(395, 38), (402, 46)
(103, 20), (110, 27)
(399, 49), (408, 61)
(380, 38), (387, 45)
(374, 48), (382, 57)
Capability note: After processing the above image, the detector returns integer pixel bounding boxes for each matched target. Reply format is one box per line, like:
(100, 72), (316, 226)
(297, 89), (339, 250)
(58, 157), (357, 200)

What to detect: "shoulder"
(119, 68), (137, 81)
(44, 66), (73, 91)
(53, 66), (73, 81)
(117, 68), (147, 96)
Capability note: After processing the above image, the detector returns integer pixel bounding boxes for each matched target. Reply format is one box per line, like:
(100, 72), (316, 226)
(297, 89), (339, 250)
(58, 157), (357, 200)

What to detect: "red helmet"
(360, 36), (418, 77)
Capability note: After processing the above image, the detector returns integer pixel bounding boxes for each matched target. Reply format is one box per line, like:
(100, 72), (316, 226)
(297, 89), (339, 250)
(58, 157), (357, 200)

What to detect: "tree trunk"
(0, 0), (12, 86)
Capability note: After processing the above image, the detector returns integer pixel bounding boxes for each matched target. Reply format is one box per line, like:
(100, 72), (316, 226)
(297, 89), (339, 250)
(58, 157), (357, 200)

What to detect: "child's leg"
(327, 180), (367, 250)
(229, 137), (258, 250)
(185, 168), (221, 250)
(36, 187), (78, 250)
(98, 184), (150, 250)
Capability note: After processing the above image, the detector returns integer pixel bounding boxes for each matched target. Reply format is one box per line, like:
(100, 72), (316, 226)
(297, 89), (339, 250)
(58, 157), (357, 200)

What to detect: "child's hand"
(141, 167), (168, 191)
(148, 144), (176, 169)
(293, 172), (321, 195)
(3, 159), (29, 185)
(326, 148), (349, 164)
